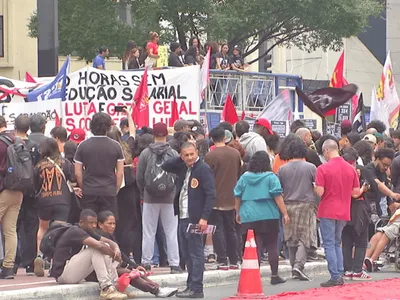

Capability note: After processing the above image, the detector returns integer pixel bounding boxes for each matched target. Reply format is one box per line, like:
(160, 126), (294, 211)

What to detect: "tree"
(28, 0), (142, 61)
(132, 0), (384, 63)
(28, 0), (384, 63)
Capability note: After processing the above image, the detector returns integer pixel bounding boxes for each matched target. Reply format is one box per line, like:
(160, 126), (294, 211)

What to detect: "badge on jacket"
(191, 178), (199, 189)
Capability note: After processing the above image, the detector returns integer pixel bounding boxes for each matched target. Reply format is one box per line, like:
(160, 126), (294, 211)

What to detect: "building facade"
(0, 0), (38, 79)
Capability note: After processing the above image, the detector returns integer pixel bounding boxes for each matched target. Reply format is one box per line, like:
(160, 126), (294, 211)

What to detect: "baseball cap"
(68, 128), (86, 144)
(191, 125), (205, 137)
(254, 118), (273, 135)
(362, 134), (377, 144)
(173, 119), (194, 132)
(224, 130), (233, 144)
(153, 122), (168, 137)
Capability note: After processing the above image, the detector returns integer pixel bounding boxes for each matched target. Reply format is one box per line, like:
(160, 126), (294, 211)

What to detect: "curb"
(0, 261), (328, 300)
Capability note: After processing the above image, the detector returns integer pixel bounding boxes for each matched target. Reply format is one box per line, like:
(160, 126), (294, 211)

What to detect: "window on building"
(0, 16), (3, 57)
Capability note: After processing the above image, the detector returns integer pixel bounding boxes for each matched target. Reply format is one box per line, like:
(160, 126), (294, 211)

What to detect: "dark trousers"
(82, 195), (118, 218)
(178, 219), (204, 293)
(254, 220), (279, 276)
(342, 224), (368, 273)
(209, 209), (238, 264)
(16, 197), (38, 268)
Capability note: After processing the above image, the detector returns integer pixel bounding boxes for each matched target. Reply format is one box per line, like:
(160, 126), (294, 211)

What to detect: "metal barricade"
(206, 70), (302, 113)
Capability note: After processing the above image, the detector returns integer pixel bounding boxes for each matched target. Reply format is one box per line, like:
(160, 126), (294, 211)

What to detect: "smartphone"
(115, 106), (127, 112)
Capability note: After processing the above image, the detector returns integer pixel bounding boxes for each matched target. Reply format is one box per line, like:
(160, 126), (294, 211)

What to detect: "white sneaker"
(156, 287), (178, 298)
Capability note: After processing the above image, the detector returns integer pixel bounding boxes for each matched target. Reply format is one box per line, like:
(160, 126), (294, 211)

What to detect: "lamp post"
(37, 0), (59, 77)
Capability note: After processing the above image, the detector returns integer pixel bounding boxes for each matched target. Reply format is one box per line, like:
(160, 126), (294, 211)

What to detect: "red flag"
(169, 96), (179, 127)
(132, 68), (149, 128)
(221, 94), (239, 125)
(54, 110), (61, 127)
(25, 72), (36, 83)
(342, 77), (360, 120)
(240, 110), (246, 120)
(326, 52), (345, 116)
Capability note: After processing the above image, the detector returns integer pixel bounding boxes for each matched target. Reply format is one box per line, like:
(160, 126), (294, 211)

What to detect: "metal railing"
(206, 70), (303, 113)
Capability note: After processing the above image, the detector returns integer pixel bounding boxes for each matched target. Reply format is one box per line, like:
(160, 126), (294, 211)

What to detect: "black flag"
(352, 93), (366, 133)
(295, 84), (358, 118)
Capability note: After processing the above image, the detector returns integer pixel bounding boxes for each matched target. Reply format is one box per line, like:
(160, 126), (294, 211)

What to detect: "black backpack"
(0, 136), (34, 192)
(144, 151), (176, 197)
(40, 222), (74, 259)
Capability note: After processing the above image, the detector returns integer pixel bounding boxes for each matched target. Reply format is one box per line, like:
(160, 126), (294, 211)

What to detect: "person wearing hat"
(168, 42), (184, 68)
(168, 120), (194, 152)
(191, 125), (209, 159)
(68, 128), (86, 145)
(230, 46), (245, 71)
(136, 122), (182, 274)
(362, 134), (377, 151)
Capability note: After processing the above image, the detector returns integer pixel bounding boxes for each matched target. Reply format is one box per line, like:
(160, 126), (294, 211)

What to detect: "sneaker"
(352, 270), (372, 281)
(364, 258), (374, 273)
(320, 277), (344, 287)
(170, 266), (183, 274)
(122, 289), (136, 299)
(229, 263), (240, 270)
(271, 275), (286, 285)
(100, 286), (128, 300)
(217, 263), (230, 271)
(26, 265), (34, 276)
(343, 271), (353, 281)
(34, 256), (45, 277)
(291, 270), (299, 280)
(0, 267), (14, 279)
(156, 287), (178, 298)
(206, 254), (216, 263)
(142, 264), (152, 271)
(292, 268), (311, 281)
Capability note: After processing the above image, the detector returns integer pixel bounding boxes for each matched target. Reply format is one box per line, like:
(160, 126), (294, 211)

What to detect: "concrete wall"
(387, 0), (400, 84)
(0, 0), (37, 79)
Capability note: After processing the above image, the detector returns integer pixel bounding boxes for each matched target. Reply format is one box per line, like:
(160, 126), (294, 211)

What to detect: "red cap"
(153, 122), (168, 137)
(254, 118), (273, 135)
(69, 128), (86, 144)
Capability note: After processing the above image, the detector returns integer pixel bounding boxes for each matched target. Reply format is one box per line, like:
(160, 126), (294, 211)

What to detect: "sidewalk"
(0, 261), (328, 300)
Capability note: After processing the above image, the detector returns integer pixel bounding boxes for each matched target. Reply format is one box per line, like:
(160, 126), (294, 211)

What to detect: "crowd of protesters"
(2, 109), (400, 298)
(94, 33), (246, 71)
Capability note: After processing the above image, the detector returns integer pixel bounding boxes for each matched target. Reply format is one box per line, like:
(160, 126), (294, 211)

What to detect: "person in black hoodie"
(341, 147), (372, 281)
(162, 142), (216, 299)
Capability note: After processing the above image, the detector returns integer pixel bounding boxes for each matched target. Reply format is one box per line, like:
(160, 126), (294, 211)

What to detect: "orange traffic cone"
(223, 230), (268, 299)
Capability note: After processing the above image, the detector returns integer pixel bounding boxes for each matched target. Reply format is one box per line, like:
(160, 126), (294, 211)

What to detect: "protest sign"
(302, 119), (317, 130)
(62, 66), (200, 131)
(157, 45), (169, 68)
(0, 100), (61, 134)
(271, 120), (287, 138)
(335, 102), (351, 123)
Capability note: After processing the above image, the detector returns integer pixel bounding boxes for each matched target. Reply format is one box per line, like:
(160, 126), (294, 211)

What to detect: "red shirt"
(316, 156), (359, 221)
(147, 42), (158, 55)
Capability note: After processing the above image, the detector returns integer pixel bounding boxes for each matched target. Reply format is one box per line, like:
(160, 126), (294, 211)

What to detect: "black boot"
(0, 267), (15, 279)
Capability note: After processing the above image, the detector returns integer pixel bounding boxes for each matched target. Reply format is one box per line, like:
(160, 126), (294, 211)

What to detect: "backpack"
(0, 135), (34, 192)
(144, 150), (176, 197)
(40, 222), (74, 259)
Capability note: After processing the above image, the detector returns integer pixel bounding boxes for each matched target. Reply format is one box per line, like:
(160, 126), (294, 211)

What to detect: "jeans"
(141, 203), (179, 267)
(16, 197), (38, 268)
(342, 224), (368, 273)
(178, 219), (205, 293)
(319, 218), (346, 280)
(208, 209), (238, 265)
(288, 241), (307, 271)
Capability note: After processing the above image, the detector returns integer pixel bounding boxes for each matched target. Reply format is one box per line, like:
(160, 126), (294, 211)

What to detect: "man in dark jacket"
(162, 142), (216, 299)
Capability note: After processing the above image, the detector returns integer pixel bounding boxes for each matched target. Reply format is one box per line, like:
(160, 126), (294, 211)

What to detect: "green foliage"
(27, 0), (384, 63)
(28, 0), (138, 60)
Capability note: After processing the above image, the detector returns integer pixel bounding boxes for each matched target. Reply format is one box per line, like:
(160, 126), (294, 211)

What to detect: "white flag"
(376, 52), (400, 129)
(199, 47), (211, 102)
(258, 89), (292, 121)
(370, 86), (380, 122)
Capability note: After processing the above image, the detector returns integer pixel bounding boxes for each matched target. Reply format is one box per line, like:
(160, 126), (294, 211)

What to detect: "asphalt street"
(137, 267), (400, 299)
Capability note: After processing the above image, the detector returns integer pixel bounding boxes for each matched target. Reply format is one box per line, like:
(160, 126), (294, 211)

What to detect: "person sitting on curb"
(365, 209), (400, 272)
(87, 210), (178, 298)
(50, 209), (127, 300)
